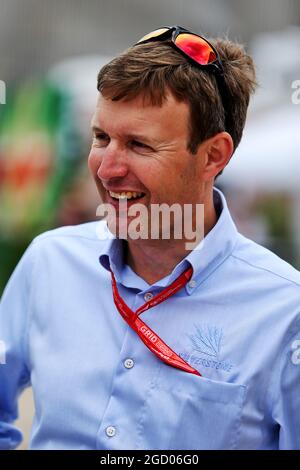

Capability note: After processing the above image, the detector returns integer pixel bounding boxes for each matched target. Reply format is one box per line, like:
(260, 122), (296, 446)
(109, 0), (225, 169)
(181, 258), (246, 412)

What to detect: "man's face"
(88, 91), (208, 239)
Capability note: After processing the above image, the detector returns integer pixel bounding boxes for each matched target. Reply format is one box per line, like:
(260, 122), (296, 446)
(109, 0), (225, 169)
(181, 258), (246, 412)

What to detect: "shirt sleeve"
(0, 241), (36, 449)
(269, 318), (300, 449)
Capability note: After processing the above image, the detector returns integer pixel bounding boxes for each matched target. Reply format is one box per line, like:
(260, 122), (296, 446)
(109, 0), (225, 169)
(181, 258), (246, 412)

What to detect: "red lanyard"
(110, 266), (201, 377)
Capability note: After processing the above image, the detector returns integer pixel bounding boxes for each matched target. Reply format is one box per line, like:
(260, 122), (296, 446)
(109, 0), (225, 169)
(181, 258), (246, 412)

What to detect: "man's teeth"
(109, 190), (144, 200)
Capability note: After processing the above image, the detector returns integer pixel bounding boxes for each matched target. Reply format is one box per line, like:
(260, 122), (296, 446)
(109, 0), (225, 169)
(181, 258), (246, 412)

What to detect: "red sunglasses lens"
(175, 33), (217, 65)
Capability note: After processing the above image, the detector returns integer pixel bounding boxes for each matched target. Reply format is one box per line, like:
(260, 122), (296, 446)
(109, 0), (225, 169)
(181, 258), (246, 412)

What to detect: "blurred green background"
(0, 80), (88, 293)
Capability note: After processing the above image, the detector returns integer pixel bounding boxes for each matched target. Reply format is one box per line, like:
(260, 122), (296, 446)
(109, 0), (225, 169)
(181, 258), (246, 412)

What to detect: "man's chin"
(106, 216), (153, 241)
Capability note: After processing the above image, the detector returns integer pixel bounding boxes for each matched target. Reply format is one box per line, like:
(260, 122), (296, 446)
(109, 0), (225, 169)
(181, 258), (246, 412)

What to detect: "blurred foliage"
(0, 80), (84, 295)
(254, 193), (298, 266)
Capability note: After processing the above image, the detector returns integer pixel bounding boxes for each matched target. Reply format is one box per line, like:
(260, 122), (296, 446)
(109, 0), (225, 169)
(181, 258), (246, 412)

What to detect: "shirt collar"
(99, 187), (239, 295)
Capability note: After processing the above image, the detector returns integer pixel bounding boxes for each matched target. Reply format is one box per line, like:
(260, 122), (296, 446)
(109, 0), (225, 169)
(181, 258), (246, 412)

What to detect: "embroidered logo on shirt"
(179, 324), (234, 373)
(188, 324), (223, 358)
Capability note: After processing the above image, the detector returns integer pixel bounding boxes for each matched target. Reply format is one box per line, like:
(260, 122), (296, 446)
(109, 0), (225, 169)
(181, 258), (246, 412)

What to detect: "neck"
(125, 192), (218, 285)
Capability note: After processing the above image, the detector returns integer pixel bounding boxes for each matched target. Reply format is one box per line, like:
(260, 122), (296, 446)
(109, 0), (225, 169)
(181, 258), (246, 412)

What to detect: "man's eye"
(94, 133), (109, 142)
(131, 140), (149, 149)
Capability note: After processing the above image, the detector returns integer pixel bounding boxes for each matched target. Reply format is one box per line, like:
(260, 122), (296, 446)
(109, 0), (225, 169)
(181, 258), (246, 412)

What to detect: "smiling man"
(89, 90), (228, 283)
(1, 26), (300, 450)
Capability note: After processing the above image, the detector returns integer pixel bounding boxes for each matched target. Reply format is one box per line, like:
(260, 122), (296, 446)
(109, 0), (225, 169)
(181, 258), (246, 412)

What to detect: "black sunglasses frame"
(134, 26), (230, 131)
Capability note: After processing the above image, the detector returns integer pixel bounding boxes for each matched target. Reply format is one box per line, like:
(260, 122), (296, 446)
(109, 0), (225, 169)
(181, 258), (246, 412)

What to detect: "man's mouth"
(108, 190), (146, 201)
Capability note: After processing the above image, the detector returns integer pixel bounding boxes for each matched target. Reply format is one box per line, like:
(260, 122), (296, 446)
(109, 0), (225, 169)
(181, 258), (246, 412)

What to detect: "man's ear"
(200, 132), (234, 181)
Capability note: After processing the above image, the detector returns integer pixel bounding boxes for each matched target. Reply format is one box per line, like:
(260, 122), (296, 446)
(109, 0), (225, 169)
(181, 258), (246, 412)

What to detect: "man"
(1, 26), (300, 450)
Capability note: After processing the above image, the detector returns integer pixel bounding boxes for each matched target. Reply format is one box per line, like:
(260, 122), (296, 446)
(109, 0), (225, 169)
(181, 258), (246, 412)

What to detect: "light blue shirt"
(1, 188), (300, 450)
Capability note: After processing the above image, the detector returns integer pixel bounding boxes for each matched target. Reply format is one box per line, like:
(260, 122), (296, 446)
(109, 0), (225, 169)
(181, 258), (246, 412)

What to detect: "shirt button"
(144, 292), (153, 301)
(124, 358), (134, 369)
(106, 426), (116, 437)
(188, 280), (197, 288)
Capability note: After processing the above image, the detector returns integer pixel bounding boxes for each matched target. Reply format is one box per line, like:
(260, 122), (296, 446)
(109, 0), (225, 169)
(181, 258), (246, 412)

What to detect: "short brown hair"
(97, 36), (257, 174)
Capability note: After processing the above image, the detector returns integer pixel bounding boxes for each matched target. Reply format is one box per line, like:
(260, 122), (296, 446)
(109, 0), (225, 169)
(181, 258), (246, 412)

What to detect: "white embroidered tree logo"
(188, 324), (223, 359)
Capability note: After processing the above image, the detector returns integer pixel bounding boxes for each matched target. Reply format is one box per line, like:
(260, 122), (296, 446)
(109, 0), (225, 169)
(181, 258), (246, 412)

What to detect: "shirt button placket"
(144, 292), (153, 302)
(188, 280), (196, 289)
(124, 358), (134, 369)
(105, 426), (116, 438)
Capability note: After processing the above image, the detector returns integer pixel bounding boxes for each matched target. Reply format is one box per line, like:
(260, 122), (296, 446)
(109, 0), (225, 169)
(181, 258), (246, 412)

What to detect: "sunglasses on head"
(134, 26), (229, 130)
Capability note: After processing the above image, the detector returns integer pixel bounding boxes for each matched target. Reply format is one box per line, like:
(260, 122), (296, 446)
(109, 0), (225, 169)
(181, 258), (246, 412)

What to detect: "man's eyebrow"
(91, 125), (105, 133)
(91, 125), (158, 145)
(125, 132), (157, 144)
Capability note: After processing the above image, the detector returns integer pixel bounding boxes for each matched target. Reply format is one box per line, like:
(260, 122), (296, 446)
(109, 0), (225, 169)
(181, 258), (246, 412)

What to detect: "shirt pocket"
(139, 365), (247, 450)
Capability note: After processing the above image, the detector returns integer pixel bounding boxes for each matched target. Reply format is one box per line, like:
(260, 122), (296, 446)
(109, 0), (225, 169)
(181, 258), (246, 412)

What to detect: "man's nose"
(97, 143), (129, 181)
